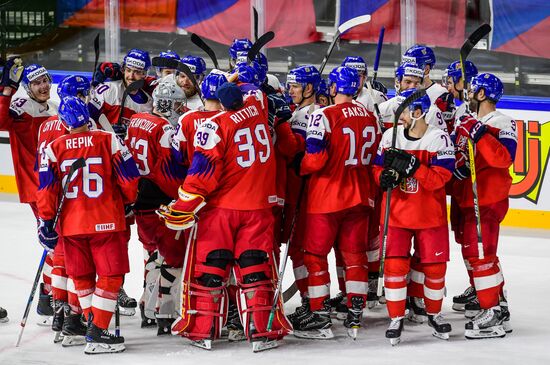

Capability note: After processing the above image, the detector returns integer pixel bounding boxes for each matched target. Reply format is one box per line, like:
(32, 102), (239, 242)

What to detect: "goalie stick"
(460, 23), (492, 260)
(16, 158), (87, 347)
(377, 89), (427, 296)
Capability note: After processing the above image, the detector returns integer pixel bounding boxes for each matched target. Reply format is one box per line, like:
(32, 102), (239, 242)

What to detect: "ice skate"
(140, 302), (156, 328)
(53, 331), (64, 344)
(367, 273), (379, 309)
(0, 307), (8, 323)
(117, 287), (137, 316)
(500, 299), (512, 333)
(328, 292), (344, 313)
(386, 317), (404, 346)
(465, 306), (506, 340)
(428, 313), (451, 340)
(335, 298), (348, 320)
(51, 300), (65, 333)
(406, 297), (427, 323)
(343, 297), (364, 340)
(293, 303), (334, 340)
(287, 296), (310, 326)
(452, 286), (476, 311)
(190, 339), (212, 350)
(84, 321), (125, 354)
(252, 338), (279, 352)
(62, 308), (87, 347)
(37, 283), (53, 326)
(226, 302), (245, 341)
(464, 298), (481, 319)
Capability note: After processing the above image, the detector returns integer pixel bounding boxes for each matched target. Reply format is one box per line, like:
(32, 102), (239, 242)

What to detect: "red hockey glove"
(457, 114), (486, 143)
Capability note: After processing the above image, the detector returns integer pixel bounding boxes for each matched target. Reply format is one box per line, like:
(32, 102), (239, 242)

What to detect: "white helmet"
(153, 81), (187, 125)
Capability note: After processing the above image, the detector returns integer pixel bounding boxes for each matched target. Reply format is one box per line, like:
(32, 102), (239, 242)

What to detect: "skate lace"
(388, 317), (403, 330)
(472, 309), (493, 324)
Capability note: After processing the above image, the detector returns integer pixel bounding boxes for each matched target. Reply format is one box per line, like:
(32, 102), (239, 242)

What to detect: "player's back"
(42, 129), (138, 236)
(176, 109), (222, 165)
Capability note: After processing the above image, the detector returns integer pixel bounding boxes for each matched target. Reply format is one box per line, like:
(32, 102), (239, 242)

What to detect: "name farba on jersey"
(229, 105), (259, 124)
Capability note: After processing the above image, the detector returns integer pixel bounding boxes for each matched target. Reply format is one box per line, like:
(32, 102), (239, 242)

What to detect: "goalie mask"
(152, 81), (187, 126)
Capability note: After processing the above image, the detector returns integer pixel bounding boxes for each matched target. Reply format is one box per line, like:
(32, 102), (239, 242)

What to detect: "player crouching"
(374, 89), (455, 345)
(158, 83), (290, 352)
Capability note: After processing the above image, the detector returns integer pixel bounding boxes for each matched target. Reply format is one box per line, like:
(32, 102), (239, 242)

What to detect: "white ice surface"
(0, 201), (549, 365)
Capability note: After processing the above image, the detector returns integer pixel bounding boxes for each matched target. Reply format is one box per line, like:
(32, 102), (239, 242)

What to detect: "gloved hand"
(383, 148), (420, 178)
(92, 62), (122, 86)
(457, 114), (486, 143)
(435, 92), (456, 121)
(370, 79), (387, 95)
(112, 123), (128, 139)
(380, 168), (401, 190)
(38, 219), (58, 252)
(268, 94), (292, 125)
(453, 150), (471, 180)
(1, 57), (24, 89)
(156, 188), (206, 231)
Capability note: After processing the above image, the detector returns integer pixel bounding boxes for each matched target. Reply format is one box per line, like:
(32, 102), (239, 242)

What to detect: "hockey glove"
(370, 79), (388, 95)
(435, 92), (456, 125)
(268, 94), (292, 125)
(457, 114), (486, 143)
(0, 57), (24, 90)
(453, 150), (471, 180)
(112, 123), (128, 140)
(92, 62), (122, 86)
(156, 188), (206, 231)
(38, 219), (58, 252)
(380, 168), (401, 190)
(384, 148), (420, 178)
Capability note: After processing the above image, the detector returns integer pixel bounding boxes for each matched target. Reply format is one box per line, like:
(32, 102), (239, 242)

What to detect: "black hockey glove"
(92, 62), (122, 86)
(384, 148), (420, 178)
(268, 93), (292, 125)
(380, 168), (401, 190)
(370, 79), (387, 95)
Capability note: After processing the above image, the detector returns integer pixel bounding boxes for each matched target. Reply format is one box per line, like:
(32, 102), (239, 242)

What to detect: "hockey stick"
(366, 26), (386, 130)
(91, 33), (100, 83)
(190, 33), (220, 70)
(459, 23), (491, 260)
(227, 31), (276, 83)
(116, 79), (145, 128)
(16, 157), (86, 347)
(377, 89), (427, 296)
(253, 7), (259, 42)
(319, 14), (371, 74)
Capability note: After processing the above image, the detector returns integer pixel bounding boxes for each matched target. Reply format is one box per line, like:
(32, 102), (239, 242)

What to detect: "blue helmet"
(123, 48), (151, 71)
(21, 64), (52, 94)
(229, 38), (253, 62)
(402, 44), (436, 69)
(395, 61), (424, 82)
(317, 78), (329, 98)
(57, 75), (91, 99)
(181, 55), (207, 75)
(286, 65), (321, 92)
(201, 73), (228, 100)
(398, 88), (431, 114)
(252, 53), (268, 83)
(58, 96), (90, 129)
(157, 50), (180, 69)
(445, 60), (478, 85)
(342, 56), (367, 76)
(328, 66), (359, 96)
(471, 73), (504, 102)
(235, 62), (260, 86)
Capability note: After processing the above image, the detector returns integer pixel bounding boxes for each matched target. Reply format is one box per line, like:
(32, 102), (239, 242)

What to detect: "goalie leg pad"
(158, 265), (183, 319)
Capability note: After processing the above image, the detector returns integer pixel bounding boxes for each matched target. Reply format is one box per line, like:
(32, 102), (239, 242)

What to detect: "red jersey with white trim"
(374, 125), (455, 229)
(37, 130), (140, 236)
(451, 110), (517, 208)
(125, 112), (186, 199)
(182, 90), (277, 210)
(300, 100), (381, 214)
(0, 95), (58, 203)
(88, 80), (152, 128)
(174, 109), (221, 165)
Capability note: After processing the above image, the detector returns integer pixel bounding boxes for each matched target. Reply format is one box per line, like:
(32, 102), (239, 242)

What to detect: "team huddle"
(0, 37), (517, 354)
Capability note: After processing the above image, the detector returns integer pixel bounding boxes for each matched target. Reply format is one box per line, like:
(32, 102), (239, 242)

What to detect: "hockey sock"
(291, 256), (309, 297)
(407, 256), (424, 298)
(73, 275), (96, 321)
(67, 278), (83, 314)
(422, 263), (446, 314)
(51, 250), (69, 302)
(303, 252), (330, 311)
(464, 259), (475, 287)
(341, 250), (368, 306)
(384, 257), (409, 318)
(92, 276), (123, 329)
(468, 255), (503, 309)
(42, 253), (54, 294)
(335, 250), (346, 294)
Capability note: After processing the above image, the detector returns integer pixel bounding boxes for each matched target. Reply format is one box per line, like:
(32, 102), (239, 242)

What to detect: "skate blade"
(37, 316), (53, 327)
(389, 337), (401, 346)
(0, 317), (9, 323)
(252, 339), (278, 352)
(406, 313), (427, 324)
(54, 331), (64, 343)
(293, 328), (334, 340)
(84, 342), (126, 354)
(62, 335), (86, 347)
(228, 329), (246, 342)
(190, 339), (212, 350)
(465, 325), (506, 340)
(347, 327), (359, 340)
(503, 320), (513, 333)
(336, 312), (347, 321)
(118, 307), (136, 316)
(452, 303), (466, 312)
(432, 330), (450, 340)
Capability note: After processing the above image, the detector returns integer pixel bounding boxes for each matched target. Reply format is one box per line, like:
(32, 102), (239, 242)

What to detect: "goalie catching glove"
(156, 188), (206, 230)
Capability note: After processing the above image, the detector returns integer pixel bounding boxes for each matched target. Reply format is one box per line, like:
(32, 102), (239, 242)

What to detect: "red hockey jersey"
(300, 100), (381, 213)
(37, 130), (139, 236)
(174, 109), (222, 165)
(374, 125), (455, 229)
(182, 91), (277, 210)
(0, 95), (58, 203)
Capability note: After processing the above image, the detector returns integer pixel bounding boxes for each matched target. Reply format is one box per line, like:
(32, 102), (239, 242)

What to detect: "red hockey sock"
(422, 263), (446, 315)
(341, 250), (368, 305)
(384, 257), (409, 318)
(304, 252), (330, 311)
(42, 253), (53, 294)
(73, 274), (96, 321)
(407, 256), (424, 298)
(469, 255), (503, 309)
(92, 275), (123, 329)
(51, 251), (68, 302)
(334, 250), (346, 293)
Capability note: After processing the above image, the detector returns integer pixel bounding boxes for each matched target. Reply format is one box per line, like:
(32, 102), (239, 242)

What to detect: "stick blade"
(248, 31), (275, 62)
(190, 33), (219, 69)
(93, 33), (100, 51)
(460, 23), (491, 59)
(253, 7), (259, 41)
(71, 157), (87, 172)
(126, 79), (145, 93)
(152, 56), (179, 70)
(337, 14), (371, 34)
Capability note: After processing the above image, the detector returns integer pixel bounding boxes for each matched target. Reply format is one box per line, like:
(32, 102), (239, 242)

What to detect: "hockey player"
(443, 60), (479, 130)
(126, 81), (187, 335)
(175, 55), (206, 110)
(0, 60), (57, 323)
(341, 56), (387, 111)
(316, 79), (330, 107)
(293, 66), (380, 339)
(228, 38), (253, 70)
(374, 88), (454, 345)
(89, 48), (153, 137)
(451, 73), (516, 339)
(37, 96), (139, 354)
(157, 82), (290, 352)
(155, 51), (181, 78)
(38, 75), (92, 346)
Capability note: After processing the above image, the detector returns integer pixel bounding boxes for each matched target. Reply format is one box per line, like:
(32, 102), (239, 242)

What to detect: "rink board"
(0, 71), (549, 228)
